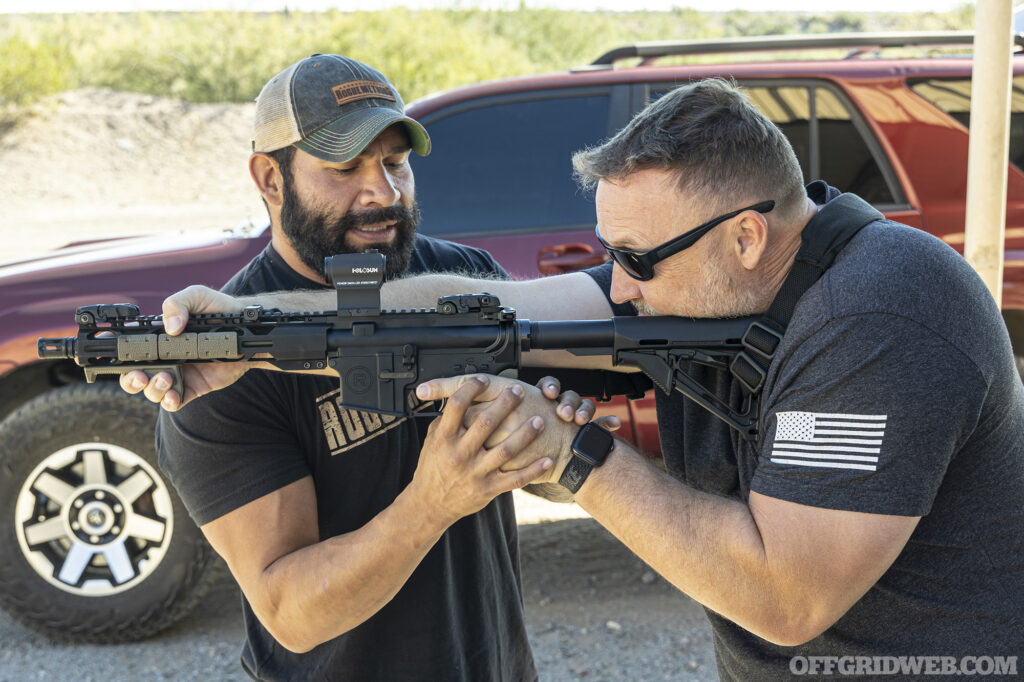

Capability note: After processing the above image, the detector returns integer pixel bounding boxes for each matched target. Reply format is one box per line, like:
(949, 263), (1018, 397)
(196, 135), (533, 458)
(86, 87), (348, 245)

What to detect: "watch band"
(558, 422), (614, 494)
(559, 455), (593, 494)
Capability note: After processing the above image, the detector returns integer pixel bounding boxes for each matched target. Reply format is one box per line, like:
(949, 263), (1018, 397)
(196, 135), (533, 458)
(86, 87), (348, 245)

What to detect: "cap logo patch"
(331, 80), (395, 107)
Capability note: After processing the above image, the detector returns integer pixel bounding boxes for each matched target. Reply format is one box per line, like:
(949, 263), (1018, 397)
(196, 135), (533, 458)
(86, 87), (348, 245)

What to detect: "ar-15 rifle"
(38, 253), (780, 441)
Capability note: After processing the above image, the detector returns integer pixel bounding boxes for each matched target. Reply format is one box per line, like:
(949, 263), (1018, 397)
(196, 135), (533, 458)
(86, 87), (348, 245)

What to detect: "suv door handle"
(537, 243), (609, 275)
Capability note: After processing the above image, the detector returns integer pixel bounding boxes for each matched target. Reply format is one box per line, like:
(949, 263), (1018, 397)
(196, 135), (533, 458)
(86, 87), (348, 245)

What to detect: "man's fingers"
(434, 377), (491, 437)
(120, 369), (183, 410)
(533, 377), (597, 425)
(494, 457), (554, 492)
(461, 385), (525, 452)
(119, 370), (149, 395)
(162, 285), (241, 336)
(593, 414), (622, 431)
(416, 375), (473, 401)
(537, 376), (561, 400)
(140, 371), (175, 404)
(160, 391), (183, 412)
(417, 373), (521, 402)
(572, 398), (598, 425)
(481, 415), (545, 471)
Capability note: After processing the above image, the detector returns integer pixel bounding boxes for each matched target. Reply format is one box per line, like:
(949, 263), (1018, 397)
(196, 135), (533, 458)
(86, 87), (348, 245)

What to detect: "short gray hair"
(573, 78), (806, 220)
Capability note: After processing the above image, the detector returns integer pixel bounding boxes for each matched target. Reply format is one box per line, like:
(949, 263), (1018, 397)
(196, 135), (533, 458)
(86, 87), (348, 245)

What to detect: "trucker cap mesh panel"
(253, 62), (302, 152)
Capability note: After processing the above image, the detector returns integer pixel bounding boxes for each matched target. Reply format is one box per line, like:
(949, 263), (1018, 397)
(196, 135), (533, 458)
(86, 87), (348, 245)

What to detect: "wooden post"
(964, 0), (1014, 306)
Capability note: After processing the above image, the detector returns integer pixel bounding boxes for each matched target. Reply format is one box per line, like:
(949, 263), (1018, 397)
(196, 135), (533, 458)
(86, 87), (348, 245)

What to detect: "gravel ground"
(0, 90), (719, 681)
(0, 496), (718, 682)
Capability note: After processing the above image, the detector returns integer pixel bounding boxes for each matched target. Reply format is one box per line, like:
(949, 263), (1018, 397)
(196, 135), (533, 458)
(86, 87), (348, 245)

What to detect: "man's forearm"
(574, 443), (825, 646)
(383, 271), (613, 321)
(233, 271), (611, 321)
(248, 486), (453, 653)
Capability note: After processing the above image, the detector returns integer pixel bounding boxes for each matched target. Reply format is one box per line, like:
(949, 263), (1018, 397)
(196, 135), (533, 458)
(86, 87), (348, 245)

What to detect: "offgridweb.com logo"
(789, 656), (1019, 676)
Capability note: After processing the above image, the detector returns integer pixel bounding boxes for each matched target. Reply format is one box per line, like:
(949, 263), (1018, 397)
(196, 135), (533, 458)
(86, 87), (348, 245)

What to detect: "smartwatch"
(558, 422), (615, 494)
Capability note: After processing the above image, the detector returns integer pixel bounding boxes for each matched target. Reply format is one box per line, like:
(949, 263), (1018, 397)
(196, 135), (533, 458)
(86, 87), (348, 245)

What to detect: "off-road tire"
(0, 382), (219, 643)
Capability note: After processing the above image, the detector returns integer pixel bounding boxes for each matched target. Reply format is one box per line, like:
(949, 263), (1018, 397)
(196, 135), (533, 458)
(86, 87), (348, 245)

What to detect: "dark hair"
(572, 78), (806, 220)
(259, 145), (296, 214)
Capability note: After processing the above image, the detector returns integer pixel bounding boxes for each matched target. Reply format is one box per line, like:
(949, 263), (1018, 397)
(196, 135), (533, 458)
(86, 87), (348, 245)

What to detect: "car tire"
(0, 382), (219, 643)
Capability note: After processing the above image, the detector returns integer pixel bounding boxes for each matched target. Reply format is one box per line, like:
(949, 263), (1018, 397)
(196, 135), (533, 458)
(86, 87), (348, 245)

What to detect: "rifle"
(37, 253), (779, 441)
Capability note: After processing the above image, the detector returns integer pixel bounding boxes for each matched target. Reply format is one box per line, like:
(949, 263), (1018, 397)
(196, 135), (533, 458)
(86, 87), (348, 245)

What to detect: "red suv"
(1, 31), (1021, 642)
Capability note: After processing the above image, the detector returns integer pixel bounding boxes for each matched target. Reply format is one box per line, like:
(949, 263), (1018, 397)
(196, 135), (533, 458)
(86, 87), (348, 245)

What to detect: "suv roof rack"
(588, 31), (1024, 67)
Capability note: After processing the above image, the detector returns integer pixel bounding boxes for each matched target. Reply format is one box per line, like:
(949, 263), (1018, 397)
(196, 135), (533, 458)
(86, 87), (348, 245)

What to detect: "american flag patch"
(770, 411), (886, 472)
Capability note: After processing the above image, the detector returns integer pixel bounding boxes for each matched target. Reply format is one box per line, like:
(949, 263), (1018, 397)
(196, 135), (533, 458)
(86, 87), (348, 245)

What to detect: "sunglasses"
(595, 200), (776, 281)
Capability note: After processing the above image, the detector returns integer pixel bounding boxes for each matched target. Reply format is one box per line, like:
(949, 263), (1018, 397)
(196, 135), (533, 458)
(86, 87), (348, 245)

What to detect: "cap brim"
(295, 106), (430, 163)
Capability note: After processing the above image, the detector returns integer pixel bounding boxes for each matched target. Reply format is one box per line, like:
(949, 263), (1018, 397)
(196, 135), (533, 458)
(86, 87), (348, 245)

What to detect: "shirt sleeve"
(407, 237), (510, 280)
(752, 312), (988, 517)
(473, 249), (510, 280)
(583, 261), (636, 316)
(156, 370), (311, 526)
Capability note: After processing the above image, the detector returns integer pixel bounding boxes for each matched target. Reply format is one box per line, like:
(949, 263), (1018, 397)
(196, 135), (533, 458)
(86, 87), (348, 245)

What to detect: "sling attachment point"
(730, 321), (784, 394)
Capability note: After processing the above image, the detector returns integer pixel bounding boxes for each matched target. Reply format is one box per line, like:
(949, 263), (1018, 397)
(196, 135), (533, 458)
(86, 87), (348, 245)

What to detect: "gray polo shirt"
(589, 183), (1024, 680)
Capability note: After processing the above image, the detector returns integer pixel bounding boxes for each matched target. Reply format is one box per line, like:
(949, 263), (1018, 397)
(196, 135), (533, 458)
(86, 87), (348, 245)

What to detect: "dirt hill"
(3, 88), (266, 263)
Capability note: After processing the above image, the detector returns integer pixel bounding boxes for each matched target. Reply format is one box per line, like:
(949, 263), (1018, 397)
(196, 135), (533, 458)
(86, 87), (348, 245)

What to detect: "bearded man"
(146, 54), (584, 682)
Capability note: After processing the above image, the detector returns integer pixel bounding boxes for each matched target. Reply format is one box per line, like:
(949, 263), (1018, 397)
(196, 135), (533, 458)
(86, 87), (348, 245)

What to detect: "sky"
(0, 0), (974, 13)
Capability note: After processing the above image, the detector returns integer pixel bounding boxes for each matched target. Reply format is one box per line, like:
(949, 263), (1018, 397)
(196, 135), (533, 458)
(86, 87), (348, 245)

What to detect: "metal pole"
(964, 0), (1014, 306)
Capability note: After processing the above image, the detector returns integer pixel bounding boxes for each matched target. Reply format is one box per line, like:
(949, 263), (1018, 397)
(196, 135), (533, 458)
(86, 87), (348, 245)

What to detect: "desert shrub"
(0, 6), (976, 106)
(0, 33), (71, 105)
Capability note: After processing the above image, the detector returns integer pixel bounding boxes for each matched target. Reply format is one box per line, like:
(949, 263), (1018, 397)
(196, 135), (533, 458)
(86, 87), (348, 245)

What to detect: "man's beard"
(280, 183), (419, 280)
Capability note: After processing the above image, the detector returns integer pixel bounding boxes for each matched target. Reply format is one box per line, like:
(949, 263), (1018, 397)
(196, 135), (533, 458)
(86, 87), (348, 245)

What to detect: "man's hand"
(534, 375), (621, 429)
(416, 374), (613, 485)
(118, 285), (255, 411)
(411, 376), (554, 525)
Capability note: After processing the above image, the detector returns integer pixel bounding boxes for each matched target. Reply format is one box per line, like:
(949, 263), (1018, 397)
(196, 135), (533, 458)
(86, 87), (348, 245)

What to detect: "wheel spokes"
(57, 542), (97, 585)
(18, 441), (176, 596)
(100, 542), (136, 584)
(81, 450), (108, 486)
(33, 472), (75, 506)
(124, 514), (166, 544)
(117, 469), (153, 504)
(23, 516), (66, 546)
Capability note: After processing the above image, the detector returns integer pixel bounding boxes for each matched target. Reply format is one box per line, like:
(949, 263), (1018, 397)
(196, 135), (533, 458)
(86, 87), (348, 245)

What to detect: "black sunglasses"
(595, 200), (776, 281)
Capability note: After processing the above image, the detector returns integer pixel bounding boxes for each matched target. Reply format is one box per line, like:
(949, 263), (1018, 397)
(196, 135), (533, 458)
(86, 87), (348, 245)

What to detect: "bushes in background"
(0, 6), (974, 108)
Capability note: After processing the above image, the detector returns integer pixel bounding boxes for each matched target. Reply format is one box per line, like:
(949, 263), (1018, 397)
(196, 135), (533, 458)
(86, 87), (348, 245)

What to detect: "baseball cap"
(252, 54), (430, 163)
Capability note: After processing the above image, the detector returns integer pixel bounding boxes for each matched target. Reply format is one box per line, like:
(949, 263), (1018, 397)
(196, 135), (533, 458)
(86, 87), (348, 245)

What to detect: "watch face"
(572, 424), (614, 466)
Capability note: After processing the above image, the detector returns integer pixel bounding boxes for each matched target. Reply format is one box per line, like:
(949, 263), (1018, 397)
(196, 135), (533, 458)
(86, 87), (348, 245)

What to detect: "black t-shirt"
(158, 235), (537, 682)
(586, 183), (1024, 680)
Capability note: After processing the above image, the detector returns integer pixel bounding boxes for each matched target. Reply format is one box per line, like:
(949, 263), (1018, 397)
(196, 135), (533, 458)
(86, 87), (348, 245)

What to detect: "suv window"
(652, 82), (900, 206)
(908, 77), (1024, 171)
(411, 91), (613, 237)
